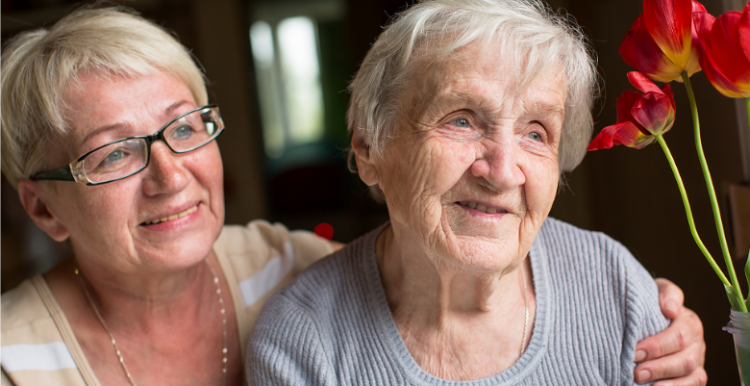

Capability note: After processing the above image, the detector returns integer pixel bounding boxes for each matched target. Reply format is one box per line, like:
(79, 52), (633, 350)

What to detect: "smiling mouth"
(458, 201), (508, 214)
(142, 205), (198, 225)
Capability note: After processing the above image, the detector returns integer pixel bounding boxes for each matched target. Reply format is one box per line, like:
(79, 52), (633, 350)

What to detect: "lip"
(455, 200), (510, 216)
(140, 202), (201, 227)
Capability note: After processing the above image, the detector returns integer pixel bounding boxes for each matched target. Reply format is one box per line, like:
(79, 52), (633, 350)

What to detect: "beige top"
(1, 220), (333, 386)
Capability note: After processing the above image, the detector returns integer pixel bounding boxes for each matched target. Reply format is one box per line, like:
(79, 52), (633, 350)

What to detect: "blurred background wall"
(2, 0), (748, 382)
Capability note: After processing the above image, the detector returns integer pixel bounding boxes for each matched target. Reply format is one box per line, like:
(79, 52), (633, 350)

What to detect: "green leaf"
(728, 285), (743, 311)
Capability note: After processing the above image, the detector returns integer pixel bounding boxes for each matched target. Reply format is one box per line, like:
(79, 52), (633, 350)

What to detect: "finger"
(634, 343), (704, 383)
(655, 278), (685, 318)
(651, 367), (708, 386)
(635, 307), (704, 361)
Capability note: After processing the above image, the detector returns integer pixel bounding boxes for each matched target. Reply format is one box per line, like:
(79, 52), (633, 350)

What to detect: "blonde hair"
(348, 0), (598, 175)
(1, 6), (208, 188)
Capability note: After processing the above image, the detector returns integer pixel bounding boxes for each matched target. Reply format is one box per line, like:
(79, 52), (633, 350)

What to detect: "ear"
(17, 180), (70, 242)
(351, 128), (380, 186)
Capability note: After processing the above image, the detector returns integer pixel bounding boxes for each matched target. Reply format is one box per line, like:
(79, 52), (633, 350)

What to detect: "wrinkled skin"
(354, 44), (566, 378)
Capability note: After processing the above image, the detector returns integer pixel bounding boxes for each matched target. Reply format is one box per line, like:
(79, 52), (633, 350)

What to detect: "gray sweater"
(247, 218), (668, 385)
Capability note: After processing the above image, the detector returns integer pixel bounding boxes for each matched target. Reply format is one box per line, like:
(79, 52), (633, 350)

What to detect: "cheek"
(380, 139), (475, 219)
(62, 185), (136, 242)
(191, 147), (225, 217)
(525, 159), (559, 212)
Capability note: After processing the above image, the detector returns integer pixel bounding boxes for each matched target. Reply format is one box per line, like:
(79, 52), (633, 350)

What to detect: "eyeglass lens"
(81, 108), (222, 184)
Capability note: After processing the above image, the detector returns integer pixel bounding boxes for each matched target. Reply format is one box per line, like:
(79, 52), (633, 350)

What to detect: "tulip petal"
(617, 90), (643, 124)
(694, 8), (747, 97)
(700, 46), (750, 98)
(587, 121), (656, 151)
(620, 14), (684, 82)
(739, 3), (750, 64)
(660, 82), (676, 112)
(631, 92), (676, 136)
(710, 13), (749, 82)
(628, 71), (663, 94)
(693, 7), (715, 47)
(701, 10), (750, 97)
(644, 0), (694, 70)
(681, 1), (709, 75)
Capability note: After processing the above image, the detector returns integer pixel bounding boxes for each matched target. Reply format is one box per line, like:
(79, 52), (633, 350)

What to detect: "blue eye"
(173, 125), (194, 139)
(451, 118), (470, 128)
(527, 132), (543, 142)
(106, 149), (125, 162)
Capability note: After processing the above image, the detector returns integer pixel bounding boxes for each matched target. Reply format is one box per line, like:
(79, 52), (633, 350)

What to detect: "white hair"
(1, 6), (208, 188)
(347, 0), (598, 178)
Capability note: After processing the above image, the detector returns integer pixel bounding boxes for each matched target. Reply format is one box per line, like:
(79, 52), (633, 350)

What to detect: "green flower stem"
(656, 135), (733, 291)
(681, 71), (744, 310)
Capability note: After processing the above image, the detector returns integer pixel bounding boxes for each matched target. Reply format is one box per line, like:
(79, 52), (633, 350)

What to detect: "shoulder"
(261, 242), (365, 323)
(2, 277), (49, 333)
(535, 218), (668, 382)
(247, 234), (377, 385)
(538, 217), (651, 283)
(2, 277), (81, 385)
(251, 226), (380, 338)
(246, 249), (356, 385)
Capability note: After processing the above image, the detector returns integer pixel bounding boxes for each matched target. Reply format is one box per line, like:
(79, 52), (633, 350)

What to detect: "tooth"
(459, 201), (467, 206)
(168, 214), (178, 220)
(468, 202), (477, 209)
(486, 207), (497, 213)
(476, 204), (487, 212)
(160, 217), (168, 222)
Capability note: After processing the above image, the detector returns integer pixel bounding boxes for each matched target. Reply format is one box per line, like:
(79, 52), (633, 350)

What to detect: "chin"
(438, 238), (524, 274)
(140, 230), (220, 272)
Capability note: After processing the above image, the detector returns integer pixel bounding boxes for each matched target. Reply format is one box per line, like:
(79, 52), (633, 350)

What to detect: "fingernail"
(637, 369), (651, 383)
(634, 349), (646, 362)
(665, 300), (678, 314)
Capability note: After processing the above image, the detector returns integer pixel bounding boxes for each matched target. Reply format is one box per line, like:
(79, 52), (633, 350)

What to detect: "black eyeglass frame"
(31, 104), (224, 186)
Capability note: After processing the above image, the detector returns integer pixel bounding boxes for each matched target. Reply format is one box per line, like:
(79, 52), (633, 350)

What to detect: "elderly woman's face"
(41, 71), (224, 273)
(371, 46), (567, 272)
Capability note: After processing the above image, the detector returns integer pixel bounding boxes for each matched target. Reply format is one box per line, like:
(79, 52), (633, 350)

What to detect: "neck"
(378, 225), (525, 316)
(73, 255), (218, 331)
(377, 225), (535, 380)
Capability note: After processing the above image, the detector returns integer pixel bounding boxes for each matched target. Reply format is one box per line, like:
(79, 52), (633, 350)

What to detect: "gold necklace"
(75, 260), (227, 386)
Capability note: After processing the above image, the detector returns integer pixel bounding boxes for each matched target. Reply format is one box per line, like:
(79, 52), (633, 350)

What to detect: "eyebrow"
(80, 100), (194, 146)
(527, 101), (565, 120)
(423, 91), (566, 123)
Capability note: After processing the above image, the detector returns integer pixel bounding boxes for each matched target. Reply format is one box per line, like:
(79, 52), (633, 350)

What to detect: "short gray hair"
(347, 0), (598, 176)
(1, 6), (208, 188)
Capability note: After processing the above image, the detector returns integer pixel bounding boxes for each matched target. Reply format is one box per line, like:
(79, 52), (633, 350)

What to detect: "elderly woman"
(247, 0), (706, 385)
(0, 8), (335, 386)
(0, 4), (701, 386)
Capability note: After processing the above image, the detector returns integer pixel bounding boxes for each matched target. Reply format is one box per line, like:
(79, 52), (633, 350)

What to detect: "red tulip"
(588, 72), (676, 151)
(697, 3), (750, 98)
(619, 0), (708, 83)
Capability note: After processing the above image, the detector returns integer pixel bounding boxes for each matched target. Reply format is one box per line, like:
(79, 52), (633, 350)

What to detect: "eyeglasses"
(32, 105), (225, 186)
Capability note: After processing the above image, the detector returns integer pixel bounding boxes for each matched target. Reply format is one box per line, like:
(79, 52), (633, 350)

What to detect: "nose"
(469, 135), (525, 191)
(141, 141), (190, 196)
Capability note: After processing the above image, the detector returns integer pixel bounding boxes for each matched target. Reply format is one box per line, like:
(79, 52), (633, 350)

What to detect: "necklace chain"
(75, 260), (227, 386)
(519, 266), (529, 357)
